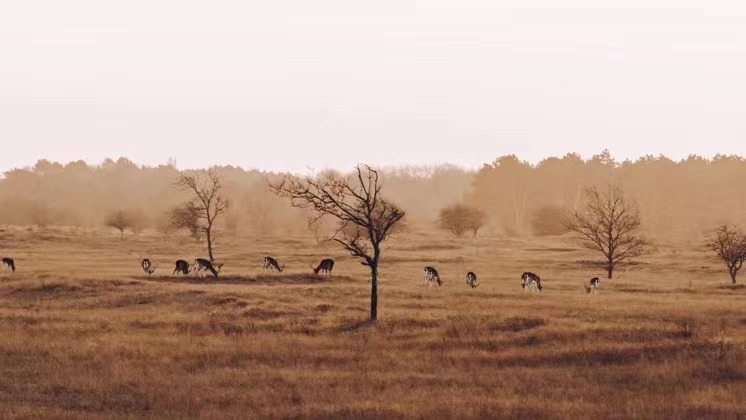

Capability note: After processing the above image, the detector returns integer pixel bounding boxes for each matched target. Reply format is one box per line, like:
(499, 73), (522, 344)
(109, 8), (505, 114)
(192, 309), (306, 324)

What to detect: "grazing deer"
(521, 272), (542, 292)
(141, 259), (156, 275)
(1, 257), (15, 272)
(466, 271), (479, 288)
(584, 277), (600, 294)
(173, 259), (191, 276)
(312, 258), (335, 276)
(263, 256), (284, 272)
(424, 266), (442, 287)
(194, 258), (222, 278)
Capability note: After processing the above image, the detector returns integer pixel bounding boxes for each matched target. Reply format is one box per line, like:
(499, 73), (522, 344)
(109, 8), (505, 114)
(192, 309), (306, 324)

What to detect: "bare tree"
(270, 165), (406, 322)
(705, 224), (746, 284)
(564, 184), (650, 279)
(437, 204), (486, 237)
(166, 202), (202, 241)
(105, 210), (133, 237)
(175, 169), (227, 261)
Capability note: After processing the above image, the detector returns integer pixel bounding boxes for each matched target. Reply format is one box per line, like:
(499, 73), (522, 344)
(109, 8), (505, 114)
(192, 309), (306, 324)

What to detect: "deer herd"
(131, 255), (600, 294)
(136, 256), (334, 280)
(0, 253), (602, 294)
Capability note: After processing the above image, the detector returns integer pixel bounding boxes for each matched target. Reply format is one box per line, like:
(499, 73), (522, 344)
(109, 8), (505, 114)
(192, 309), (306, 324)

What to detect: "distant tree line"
(0, 158), (473, 235)
(467, 151), (746, 239)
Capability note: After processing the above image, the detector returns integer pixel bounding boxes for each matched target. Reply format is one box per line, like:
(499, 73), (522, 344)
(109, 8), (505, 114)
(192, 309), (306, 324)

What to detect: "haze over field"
(2, 1), (746, 172)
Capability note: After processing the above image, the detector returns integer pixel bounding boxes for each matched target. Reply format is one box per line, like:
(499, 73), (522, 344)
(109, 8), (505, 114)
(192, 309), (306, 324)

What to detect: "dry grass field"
(0, 225), (743, 419)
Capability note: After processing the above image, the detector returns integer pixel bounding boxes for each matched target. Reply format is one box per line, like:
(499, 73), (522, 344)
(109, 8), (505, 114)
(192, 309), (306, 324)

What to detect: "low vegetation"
(437, 204), (486, 237)
(166, 202), (202, 241)
(104, 209), (146, 237)
(530, 206), (569, 236)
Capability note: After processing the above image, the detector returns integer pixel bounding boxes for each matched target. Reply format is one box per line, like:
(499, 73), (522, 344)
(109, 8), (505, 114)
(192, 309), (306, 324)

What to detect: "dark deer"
(1, 257), (15, 272)
(194, 258), (222, 278)
(173, 259), (192, 276)
(521, 272), (542, 292)
(466, 271), (479, 288)
(424, 266), (442, 287)
(584, 277), (600, 294)
(312, 259), (334, 276)
(141, 259), (156, 275)
(263, 256), (284, 272)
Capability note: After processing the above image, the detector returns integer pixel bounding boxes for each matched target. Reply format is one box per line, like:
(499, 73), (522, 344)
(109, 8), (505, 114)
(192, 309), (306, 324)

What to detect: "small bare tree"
(175, 169), (227, 261)
(270, 165), (406, 322)
(564, 184), (650, 279)
(437, 204), (486, 237)
(166, 202), (202, 241)
(705, 224), (746, 284)
(105, 210), (133, 237)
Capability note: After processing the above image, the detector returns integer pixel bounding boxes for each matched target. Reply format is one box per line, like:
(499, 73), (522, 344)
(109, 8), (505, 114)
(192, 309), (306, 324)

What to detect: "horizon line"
(4, 150), (746, 176)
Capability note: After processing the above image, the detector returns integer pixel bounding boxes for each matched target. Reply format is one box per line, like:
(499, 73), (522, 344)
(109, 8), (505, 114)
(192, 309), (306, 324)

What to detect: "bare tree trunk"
(206, 228), (214, 262)
(370, 264), (378, 322)
(607, 258), (613, 279)
(730, 268), (737, 284)
(370, 248), (380, 322)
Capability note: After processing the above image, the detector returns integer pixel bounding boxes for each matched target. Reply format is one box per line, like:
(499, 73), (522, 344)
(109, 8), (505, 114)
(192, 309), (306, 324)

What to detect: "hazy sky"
(1, 1), (745, 173)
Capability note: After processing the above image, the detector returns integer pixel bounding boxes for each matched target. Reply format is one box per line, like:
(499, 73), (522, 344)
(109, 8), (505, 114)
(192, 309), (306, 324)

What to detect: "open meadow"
(0, 225), (743, 419)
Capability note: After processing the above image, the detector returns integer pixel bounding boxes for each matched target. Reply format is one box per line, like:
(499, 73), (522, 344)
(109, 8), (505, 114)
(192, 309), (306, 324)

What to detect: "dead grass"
(0, 226), (743, 418)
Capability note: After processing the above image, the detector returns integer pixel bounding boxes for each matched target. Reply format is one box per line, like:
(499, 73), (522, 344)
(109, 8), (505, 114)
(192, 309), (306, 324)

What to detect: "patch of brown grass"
(0, 228), (742, 417)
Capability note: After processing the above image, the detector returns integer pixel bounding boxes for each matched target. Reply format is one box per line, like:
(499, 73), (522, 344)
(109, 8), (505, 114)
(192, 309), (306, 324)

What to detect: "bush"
(166, 203), (202, 241)
(105, 210), (134, 237)
(531, 206), (569, 236)
(437, 205), (486, 237)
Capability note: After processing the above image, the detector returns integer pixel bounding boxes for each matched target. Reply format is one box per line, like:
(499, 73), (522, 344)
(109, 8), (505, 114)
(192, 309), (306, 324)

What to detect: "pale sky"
(1, 1), (745, 173)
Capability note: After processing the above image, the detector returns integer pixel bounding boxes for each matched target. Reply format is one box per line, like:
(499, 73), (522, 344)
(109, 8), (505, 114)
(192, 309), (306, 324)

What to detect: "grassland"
(0, 225), (743, 419)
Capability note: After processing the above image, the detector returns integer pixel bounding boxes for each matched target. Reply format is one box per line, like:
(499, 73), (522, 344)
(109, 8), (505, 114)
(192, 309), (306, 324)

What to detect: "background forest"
(1, 150), (745, 241)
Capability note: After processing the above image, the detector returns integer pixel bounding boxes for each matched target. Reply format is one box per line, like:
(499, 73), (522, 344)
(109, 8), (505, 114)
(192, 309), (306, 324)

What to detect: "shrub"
(531, 206), (569, 236)
(437, 204), (486, 237)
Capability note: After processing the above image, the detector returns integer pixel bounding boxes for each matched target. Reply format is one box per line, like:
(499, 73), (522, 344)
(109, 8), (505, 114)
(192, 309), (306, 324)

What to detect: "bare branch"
(705, 224), (746, 284)
(269, 165), (406, 322)
(174, 169), (227, 261)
